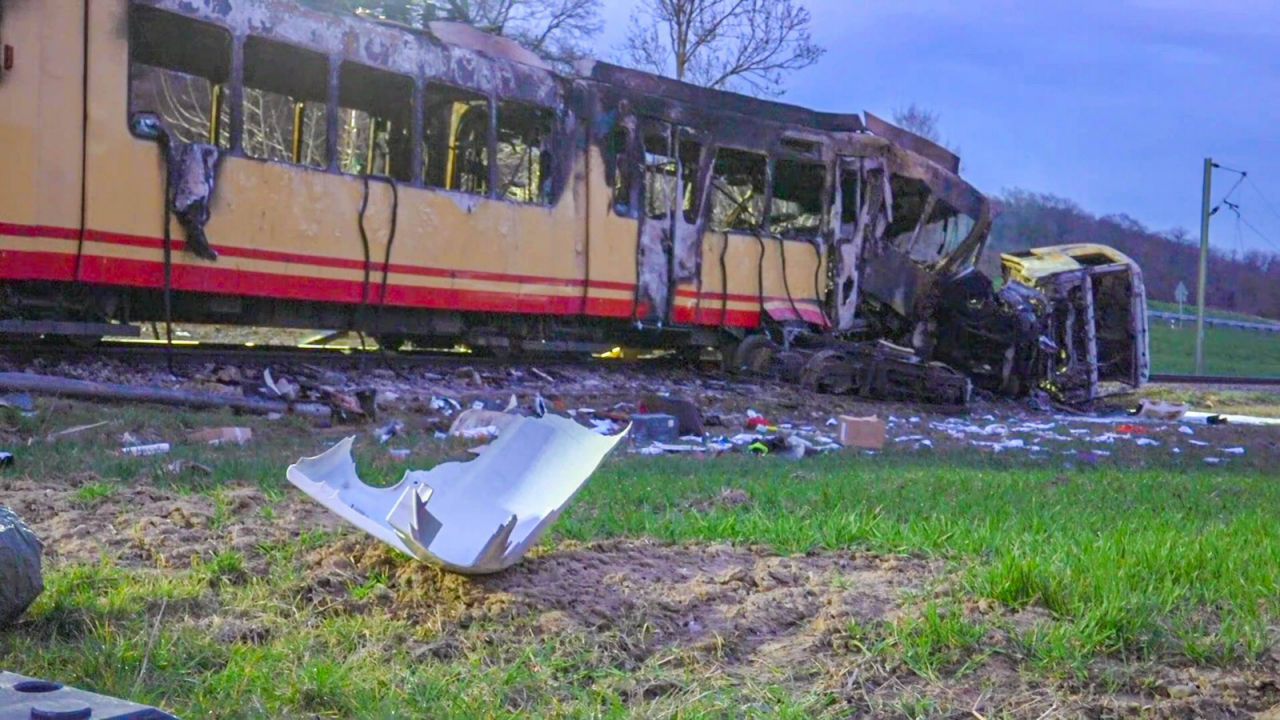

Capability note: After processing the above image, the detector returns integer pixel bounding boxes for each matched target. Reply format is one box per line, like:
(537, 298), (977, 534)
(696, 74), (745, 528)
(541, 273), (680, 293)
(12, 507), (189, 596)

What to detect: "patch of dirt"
(306, 536), (938, 671)
(3, 478), (342, 572)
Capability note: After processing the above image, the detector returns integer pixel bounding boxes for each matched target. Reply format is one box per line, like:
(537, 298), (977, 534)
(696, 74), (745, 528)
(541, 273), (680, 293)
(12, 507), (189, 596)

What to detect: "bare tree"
(892, 103), (942, 143)
(621, 0), (825, 97)
(299, 0), (603, 66)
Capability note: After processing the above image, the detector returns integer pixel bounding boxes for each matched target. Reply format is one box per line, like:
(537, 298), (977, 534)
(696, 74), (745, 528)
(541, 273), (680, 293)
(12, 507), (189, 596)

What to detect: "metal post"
(1194, 158), (1212, 375)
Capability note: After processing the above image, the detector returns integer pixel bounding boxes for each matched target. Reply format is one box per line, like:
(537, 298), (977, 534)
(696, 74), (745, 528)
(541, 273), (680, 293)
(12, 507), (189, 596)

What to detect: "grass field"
(3, 401), (1280, 717)
(1148, 300), (1279, 325)
(1149, 320), (1280, 377)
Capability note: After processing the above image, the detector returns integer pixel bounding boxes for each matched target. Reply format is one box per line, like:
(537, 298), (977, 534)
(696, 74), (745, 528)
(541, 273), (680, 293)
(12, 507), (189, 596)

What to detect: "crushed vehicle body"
(0, 0), (1147, 406)
(287, 415), (626, 574)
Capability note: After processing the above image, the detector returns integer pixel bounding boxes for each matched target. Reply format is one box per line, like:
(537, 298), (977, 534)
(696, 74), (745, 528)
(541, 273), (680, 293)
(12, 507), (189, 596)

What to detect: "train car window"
(128, 6), (232, 148)
(496, 101), (554, 204)
(642, 125), (700, 223)
(242, 36), (328, 168)
(422, 84), (490, 196)
(838, 169), (860, 224)
(608, 124), (634, 216)
(769, 159), (825, 238)
(709, 147), (766, 233)
(338, 63), (414, 182)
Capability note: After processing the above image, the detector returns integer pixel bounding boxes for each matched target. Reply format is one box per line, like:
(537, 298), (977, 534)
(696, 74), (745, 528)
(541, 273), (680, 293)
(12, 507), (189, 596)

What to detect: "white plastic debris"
(287, 415), (626, 574)
(1178, 426), (1195, 435)
(1222, 447), (1246, 455)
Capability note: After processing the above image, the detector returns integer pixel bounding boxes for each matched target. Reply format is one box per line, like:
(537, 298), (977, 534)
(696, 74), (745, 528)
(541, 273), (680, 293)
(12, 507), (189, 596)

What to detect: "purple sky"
(595, 0), (1280, 255)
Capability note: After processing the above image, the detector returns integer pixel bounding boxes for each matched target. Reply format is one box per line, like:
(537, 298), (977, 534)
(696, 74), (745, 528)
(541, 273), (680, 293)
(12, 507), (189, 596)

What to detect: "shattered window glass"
(242, 37), (328, 169)
(769, 159), (825, 238)
(127, 6), (231, 148)
(496, 101), (554, 204)
(338, 63), (414, 182)
(709, 147), (767, 233)
(422, 84), (490, 196)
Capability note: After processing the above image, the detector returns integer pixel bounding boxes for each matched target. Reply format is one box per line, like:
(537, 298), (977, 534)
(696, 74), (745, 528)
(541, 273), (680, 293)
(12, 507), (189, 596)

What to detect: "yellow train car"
(0, 0), (1144, 402)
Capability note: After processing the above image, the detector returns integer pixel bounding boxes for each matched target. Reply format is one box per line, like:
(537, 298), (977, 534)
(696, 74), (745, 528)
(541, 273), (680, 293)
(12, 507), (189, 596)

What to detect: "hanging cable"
(1246, 177), (1280, 225)
(777, 236), (803, 324)
(160, 138), (175, 375)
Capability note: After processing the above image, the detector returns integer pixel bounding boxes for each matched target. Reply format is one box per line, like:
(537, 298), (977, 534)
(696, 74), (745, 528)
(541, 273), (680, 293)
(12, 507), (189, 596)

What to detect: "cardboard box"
(837, 415), (886, 450)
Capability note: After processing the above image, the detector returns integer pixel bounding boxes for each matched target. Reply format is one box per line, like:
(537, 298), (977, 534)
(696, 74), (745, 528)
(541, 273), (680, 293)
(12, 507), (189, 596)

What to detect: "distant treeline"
(987, 190), (1280, 320)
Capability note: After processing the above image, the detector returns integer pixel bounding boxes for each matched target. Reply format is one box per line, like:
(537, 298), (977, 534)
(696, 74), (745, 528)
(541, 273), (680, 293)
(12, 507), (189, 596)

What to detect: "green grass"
(1149, 300), (1279, 324)
(3, 401), (1280, 716)
(1149, 321), (1280, 377)
(559, 455), (1280, 673)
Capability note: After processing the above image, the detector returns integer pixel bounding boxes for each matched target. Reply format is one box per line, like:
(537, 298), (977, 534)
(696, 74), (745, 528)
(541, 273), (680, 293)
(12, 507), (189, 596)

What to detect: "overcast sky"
(595, 0), (1280, 255)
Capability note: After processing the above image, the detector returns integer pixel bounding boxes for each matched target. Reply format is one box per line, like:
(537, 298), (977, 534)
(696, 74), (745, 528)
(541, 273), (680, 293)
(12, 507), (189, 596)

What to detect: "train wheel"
(733, 334), (778, 375)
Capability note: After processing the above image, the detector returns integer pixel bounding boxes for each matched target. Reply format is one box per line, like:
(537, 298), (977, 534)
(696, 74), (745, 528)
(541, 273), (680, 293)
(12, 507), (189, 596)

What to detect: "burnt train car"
(0, 0), (1147, 404)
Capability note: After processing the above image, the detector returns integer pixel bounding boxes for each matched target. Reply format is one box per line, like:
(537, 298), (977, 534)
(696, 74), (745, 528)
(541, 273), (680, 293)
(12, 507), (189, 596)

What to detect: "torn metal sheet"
(287, 415), (626, 574)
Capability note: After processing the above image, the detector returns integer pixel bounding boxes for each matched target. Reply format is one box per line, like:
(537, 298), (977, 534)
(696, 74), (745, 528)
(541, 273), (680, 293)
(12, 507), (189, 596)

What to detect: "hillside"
(988, 190), (1280, 321)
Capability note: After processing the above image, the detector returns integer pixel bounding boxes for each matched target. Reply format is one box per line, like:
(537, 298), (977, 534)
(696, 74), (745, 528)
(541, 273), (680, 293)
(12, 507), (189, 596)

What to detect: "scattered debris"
(388, 448), (411, 461)
(187, 427), (253, 446)
(639, 394), (703, 436)
(287, 415), (626, 574)
(374, 420), (405, 445)
(838, 415), (887, 450)
(0, 507), (43, 625)
(45, 420), (111, 443)
(629, 413), (680, 445)
(164, 459), (213, 476)
(448, 409), (521, 440)
(0, 453), (11, 468)
(120, 443), (171, 457)
(1136, 399), (1188, 421)
(0, 393), (34, 414)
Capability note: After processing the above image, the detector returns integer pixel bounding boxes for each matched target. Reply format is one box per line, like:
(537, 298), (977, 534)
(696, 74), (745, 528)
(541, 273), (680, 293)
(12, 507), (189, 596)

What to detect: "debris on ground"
(45, 421), (111, 443)
(187, 427), (253, 446)
(628, 413), (679, 445)
(119, 443), (171, 457)
(837, 415), (887, 450)
(0, 453), (11, 468)
(0, 506), (43, 625)
(448, 409), (521, 440)
(1136, 398), (1188, 421)
(288, 415), (626, 574)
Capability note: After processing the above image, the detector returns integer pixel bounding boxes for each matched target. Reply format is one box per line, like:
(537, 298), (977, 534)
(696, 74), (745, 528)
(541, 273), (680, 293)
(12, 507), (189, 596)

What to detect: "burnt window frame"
(239, 34), (332, 170)
(336, 61), (417, 182)
(495, 99), (557, 205)
(122, 3), (579, 205)
(639, 118), (703, 224)
(707, 144), (769, 235)
(420, 80), (495, 197)
(766, 137), (831, 242)
(126, 5), (234, 148)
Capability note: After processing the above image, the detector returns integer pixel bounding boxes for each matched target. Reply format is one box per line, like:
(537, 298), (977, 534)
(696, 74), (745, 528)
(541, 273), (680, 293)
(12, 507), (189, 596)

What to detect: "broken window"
(242, 36), (328, 168)
(496, 101), (554, 204)
(607, 124), (634, 215)
(128, 6), (232, 147)
(709, 147), (767, 233)
(422, 84), (490, 196)
(838, 169), (861, 224)
(769, 159), (825, 238)
(642, 124), (700, 222)
(337, 63), (414, 182)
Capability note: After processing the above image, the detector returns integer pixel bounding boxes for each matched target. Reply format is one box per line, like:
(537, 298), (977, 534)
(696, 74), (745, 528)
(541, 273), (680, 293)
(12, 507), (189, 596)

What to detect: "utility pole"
(1194, 158), (1213, 375)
